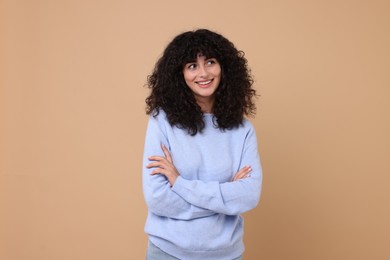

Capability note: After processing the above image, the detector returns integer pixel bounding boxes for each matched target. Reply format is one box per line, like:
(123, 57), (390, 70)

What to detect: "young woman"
(142, 29), (262, 260)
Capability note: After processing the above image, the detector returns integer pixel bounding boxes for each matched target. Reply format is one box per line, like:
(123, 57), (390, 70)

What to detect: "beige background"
(1, 0), (389, 259)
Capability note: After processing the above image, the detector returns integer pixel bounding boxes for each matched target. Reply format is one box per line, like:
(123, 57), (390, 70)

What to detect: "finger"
(233, 166), (249, 180)
(146, 162), (163, 169)
(150, 168), (166, 175)
(148, 155), (166, 161)
(161, 144), (173, 163)
(233, 166), (252, 181)
(234, 173), (249, 181)
(146, 158), (170, 168)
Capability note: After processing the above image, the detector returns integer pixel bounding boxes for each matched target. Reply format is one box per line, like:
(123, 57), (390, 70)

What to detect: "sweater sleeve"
(142, 114), (216, 220)
(171, 125), (262, 216)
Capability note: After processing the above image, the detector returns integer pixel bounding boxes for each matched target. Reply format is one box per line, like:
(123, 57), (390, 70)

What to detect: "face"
(183, 55), (221, 111)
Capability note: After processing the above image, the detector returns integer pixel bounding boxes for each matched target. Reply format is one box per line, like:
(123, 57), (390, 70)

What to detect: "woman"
(142, 29), (262, 260)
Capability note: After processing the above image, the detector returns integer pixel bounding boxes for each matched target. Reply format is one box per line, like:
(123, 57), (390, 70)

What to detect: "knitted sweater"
(142, 110), (262, 260)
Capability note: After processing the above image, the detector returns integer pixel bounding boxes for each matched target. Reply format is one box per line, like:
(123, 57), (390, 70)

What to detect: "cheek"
(213, 65), (222, 78)
(183, 76), (190, 87)
(214, 68), (222, 82)
(183, 71), (195, 85)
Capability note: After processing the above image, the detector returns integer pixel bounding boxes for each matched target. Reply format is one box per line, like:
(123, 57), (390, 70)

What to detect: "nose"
(198, 64), (208, 78)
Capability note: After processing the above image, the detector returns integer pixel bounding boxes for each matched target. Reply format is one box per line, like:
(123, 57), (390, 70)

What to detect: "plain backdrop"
(1, 0), (389, 259)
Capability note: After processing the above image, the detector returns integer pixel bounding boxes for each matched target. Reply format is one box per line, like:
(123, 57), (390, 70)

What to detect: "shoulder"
(217, 118), (257, 139)
(239, 117), (256, 133)
(146, 109), (170, 132)
(238, 118), (258, 143)
(148, 109), (168, 123)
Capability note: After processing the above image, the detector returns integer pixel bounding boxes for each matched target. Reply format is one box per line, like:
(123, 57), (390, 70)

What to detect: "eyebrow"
(185, 60), (197, 64)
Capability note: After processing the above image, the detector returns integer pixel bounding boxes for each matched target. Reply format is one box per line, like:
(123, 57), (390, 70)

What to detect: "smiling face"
(183, 54), (221, 113)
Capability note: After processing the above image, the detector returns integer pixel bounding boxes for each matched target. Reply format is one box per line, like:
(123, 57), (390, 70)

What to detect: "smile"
(196, 79), (213, 86)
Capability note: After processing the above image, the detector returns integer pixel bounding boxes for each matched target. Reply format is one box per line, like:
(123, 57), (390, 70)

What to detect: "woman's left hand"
(146, 144), (180, 186)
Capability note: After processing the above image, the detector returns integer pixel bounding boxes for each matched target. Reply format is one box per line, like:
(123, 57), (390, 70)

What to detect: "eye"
(186, 63), (196, 70)
(206, 59), (217, 65)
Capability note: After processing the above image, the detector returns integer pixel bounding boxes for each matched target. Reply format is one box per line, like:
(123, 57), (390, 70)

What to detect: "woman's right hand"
(232, 165), (252, 181)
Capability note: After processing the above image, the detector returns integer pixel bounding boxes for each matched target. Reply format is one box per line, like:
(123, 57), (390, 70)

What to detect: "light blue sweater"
(142, 110), (262, 260)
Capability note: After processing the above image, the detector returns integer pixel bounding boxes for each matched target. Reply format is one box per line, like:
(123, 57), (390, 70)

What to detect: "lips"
(196, 79), (213, 87)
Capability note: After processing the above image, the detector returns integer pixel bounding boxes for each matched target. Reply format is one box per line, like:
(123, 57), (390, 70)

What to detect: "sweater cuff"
(171, 176), (188, 197)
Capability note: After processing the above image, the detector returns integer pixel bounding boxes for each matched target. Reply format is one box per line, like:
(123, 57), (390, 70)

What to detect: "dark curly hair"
(145, 29), (257, 135)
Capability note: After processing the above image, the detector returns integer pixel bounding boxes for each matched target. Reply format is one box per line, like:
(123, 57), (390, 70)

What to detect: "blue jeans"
(146, 240), (243, 260)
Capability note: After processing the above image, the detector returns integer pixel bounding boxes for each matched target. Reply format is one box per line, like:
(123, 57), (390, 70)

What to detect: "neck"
(196, 98), (214, 113)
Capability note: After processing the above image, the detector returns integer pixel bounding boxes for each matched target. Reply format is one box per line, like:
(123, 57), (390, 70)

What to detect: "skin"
(147, 144), (252, 186)
(182, 54), (221, 113)
(147, 54), (252, 186)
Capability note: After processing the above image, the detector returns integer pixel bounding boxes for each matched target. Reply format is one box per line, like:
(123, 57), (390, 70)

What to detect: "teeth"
(197, 80), (212, 85)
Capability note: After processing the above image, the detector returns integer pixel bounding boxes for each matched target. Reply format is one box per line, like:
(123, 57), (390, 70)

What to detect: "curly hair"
(145, 29), (257, 135)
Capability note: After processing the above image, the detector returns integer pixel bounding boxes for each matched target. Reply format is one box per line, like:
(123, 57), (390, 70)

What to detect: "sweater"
(142, 110), (262, 260)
